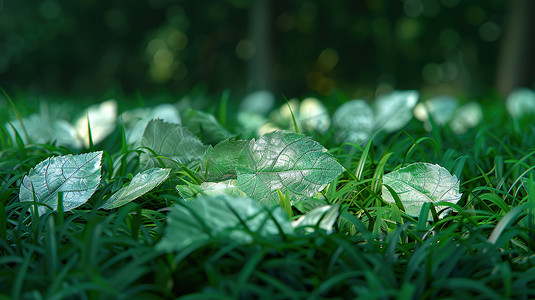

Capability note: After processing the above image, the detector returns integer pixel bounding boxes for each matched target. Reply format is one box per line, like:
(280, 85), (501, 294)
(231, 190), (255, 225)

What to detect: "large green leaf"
(156, 194), (292, 252)
(139, 119), (206, 170)
(382, 162), (462, 219)
(200, 138), (248, 181)
(19, 151), (103, 216)
(236, 130), (344, 205)
(100, 168), (170, 209)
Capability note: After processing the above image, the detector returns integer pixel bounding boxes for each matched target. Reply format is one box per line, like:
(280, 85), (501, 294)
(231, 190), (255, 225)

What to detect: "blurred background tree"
(0, 0), (531, 101)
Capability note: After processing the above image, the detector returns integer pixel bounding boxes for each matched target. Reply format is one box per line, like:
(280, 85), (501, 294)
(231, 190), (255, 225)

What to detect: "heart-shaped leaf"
(156, 194), (292, 252)
(382, 162), (462, 219)
(100, 168), (170, 209)
(19, 151), (103, 216)
(236, 130), (344, 205)
(139, 119), (206, 170)
(201, 138), (248, 181)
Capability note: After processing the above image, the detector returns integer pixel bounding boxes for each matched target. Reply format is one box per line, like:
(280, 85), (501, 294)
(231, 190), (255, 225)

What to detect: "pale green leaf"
(19, 151), (103, 216)
(122, 103), (181, 145)
(201, 138), (248, 181)
(100, 168), (170, 209)
(156, 194), (293, 252)
(332, 99), (374, 145)
(374, 90), (419, 132)
(7, 113), (80, 148)
(382, 162), (462, 219)
(139, 119), (206, 170)
(74, 100), (117, 147)
(200, 180), (248, 198)
(240, 90), (275, 115)
(292, 204), (339, 234)
(506, 88), (535, 118)
(450, 102), (482, 134)
(236, 130), (344, 205)
(413, 95), (458, 130)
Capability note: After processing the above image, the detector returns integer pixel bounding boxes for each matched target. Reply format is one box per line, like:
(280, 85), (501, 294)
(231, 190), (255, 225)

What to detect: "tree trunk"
(496, 0), (535, 96)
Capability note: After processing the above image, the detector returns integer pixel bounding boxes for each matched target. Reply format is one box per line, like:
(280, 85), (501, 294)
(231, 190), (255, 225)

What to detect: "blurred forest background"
(0, 0), (534, 102)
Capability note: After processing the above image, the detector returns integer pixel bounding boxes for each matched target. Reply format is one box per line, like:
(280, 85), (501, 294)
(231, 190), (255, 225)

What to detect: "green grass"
(1, 95), (535, 299)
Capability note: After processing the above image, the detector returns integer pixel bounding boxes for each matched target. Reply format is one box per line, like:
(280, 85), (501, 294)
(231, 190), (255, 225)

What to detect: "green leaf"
(7, 113), (80, 148)
(201, 138), (248, 181)
(200, 180), (247, 198)
(139, 119), (206, 170)
(236, 130), (344, 206)
(332, 100), (374, 145)
(181, 108), (233, 144)
(121, 103), (181, 145)
(100, 168), (170, 209)
(373, 90), (419, 132)
(156, 194), (293, 252)
(382, 162), (462, 219)
(414, 95), (458, 127)
(291, 204), (339, 234)
(19, 151), (103, 216)
(74, 100), (118, 148)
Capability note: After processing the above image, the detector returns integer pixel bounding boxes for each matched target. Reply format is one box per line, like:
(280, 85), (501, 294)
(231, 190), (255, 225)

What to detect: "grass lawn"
(0, 91), (534, 299)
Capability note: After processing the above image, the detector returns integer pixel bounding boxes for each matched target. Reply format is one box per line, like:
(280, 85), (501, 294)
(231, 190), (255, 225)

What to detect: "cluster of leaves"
(1, 89), (535, 298)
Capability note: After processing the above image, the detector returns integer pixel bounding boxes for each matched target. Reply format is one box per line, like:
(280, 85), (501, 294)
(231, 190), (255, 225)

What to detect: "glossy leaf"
(156, 194), (292, 252)
(100, 168), (170, 209)
(382, 162), (462, 219)
(19, 151), (103, 216)
(236, 130), (344, 205)
(201, 138), (248, 181)
(139, 119), (206, 170)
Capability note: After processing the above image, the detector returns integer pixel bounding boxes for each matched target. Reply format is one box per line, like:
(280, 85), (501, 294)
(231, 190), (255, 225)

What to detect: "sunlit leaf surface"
(236, 130), (344, 205)
(100, 168), (170, 209)
(291, 204), (339, 234)
(19, 151), (103, 216)
(75, 100), (117, 147)
(382, 162), (461, 219)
